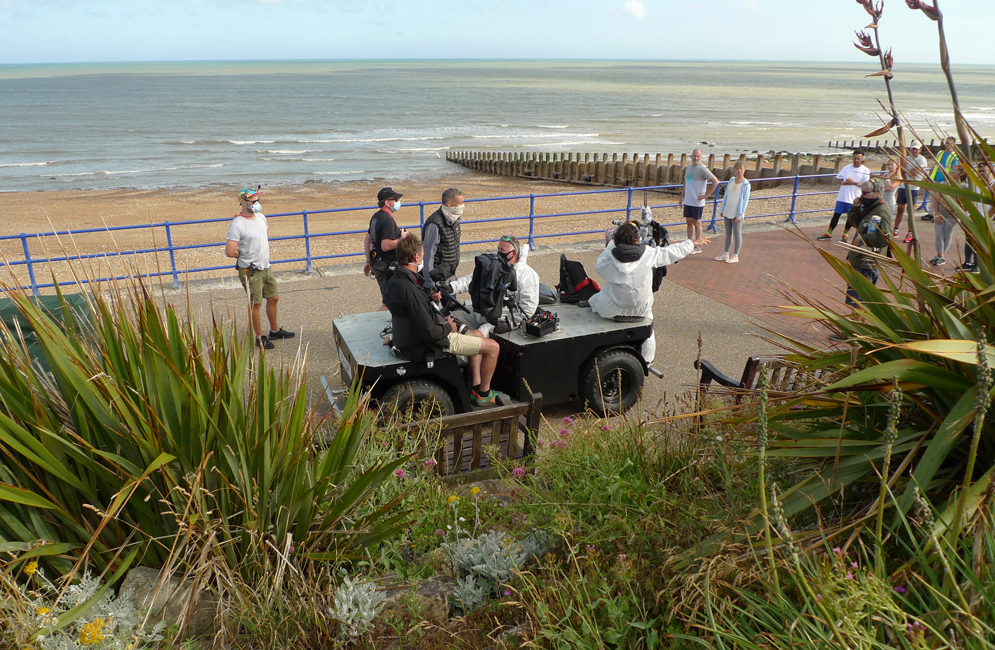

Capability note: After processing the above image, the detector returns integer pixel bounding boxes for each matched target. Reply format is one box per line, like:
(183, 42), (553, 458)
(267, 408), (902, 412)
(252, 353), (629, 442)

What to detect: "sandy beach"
(1, 168), (854, 291)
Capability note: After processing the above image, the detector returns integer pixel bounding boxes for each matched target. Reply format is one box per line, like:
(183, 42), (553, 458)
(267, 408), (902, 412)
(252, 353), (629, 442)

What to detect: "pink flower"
(537, 440), (545, 448)
(846, 572), (854, 580)
(559, 440), (569, 448)
(423, 458), (437, 469)
(833, 547), (842, 555)
(816, 594), (822, 602)
(851, 561), (858, 569)
(511, 466), (527, 477)
(601, 424), (610, 431)
(893, 586), (906, 593)
(394, 468), (405, 478)
(559, 428), (570, 437)
(503, 589), (512, 597)
(618, 553), (626, 561)
(562, 416), (574, 425)
(435, 529), (445, 536)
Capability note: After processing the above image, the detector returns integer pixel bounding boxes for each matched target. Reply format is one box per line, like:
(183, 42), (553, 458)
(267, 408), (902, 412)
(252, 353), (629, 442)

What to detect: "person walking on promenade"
(895, 141), (928, 242)
(225, 188), (295, 350)
(715, 161), (750, 264)
(923, 137), (959, 223)
(930, 164), (968, 267)
(364, 187), (408, 310)
(677, 149), (717, 254)
(848, 158), (899, 245)
(842, 179), (892, 308)
(818, 150), (870, 242)
(422, 188), (463, 289)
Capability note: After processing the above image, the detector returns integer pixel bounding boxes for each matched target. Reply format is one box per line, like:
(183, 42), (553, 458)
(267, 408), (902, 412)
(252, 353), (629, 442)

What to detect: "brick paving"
(664, 212), (956, 345)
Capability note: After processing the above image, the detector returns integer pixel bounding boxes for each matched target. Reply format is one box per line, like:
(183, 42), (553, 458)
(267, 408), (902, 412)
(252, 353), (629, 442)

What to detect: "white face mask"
(249, 203), (262, 214)
(442, 204), (464, 220)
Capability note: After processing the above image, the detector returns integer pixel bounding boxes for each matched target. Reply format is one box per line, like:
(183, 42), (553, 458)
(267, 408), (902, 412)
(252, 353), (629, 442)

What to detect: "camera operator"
(384, 233), (503, 407)
(446, 235), (539, 336)
(589, 223), (709, 363)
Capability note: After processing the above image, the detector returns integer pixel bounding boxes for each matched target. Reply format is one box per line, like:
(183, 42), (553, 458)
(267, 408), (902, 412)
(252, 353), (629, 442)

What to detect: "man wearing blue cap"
(225, 188), (295, 350)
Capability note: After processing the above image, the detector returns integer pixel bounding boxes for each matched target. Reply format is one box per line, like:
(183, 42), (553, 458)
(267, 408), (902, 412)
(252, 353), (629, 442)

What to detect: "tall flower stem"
(755, 366), (780, 595)
(950, 334), (992, 542)
(875, 379), (901, 577)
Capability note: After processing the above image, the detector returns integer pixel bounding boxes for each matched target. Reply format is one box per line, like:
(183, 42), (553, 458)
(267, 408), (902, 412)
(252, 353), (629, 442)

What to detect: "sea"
(1, 59), (993, 193)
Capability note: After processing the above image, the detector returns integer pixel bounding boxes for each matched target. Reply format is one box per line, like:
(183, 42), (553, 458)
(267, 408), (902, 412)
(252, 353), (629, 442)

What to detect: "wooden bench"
(395, 392), (543, 476)
(695, 356), (825, 405)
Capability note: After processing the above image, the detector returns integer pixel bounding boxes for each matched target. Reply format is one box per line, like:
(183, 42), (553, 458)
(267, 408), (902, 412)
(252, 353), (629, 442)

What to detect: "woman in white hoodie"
(589, 223), (708, 363)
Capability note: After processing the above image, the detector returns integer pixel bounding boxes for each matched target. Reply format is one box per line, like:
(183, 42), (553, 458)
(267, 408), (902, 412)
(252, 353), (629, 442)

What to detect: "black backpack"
(556, 254), (600, 304)
(650, 222), (670, 291)
(468, 253), (517, 325)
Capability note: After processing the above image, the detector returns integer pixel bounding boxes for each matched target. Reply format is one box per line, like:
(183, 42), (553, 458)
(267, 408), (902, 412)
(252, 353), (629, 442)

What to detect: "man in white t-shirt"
(818, 150), (870, 242)
(678, 149), (717, 254)
(895, 141), (929, 242)
(225, 188), (295, 350)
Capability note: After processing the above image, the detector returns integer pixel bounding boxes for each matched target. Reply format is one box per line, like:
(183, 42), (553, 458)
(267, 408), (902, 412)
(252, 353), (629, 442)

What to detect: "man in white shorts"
(383, 233), (503, 406)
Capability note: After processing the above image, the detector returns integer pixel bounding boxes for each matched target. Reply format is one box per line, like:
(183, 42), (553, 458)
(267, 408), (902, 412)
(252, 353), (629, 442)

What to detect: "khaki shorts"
(447, 331), (482, 356)
(238, 266), (278, 305)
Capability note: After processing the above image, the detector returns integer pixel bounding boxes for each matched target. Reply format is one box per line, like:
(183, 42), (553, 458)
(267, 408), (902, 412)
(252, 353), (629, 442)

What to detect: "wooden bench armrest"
(694, 358), (744, 389)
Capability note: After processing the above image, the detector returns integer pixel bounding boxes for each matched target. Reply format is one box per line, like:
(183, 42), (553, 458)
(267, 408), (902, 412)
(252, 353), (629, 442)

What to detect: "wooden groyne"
(446, 150), (847, 190)
(827, 137), (991, 153)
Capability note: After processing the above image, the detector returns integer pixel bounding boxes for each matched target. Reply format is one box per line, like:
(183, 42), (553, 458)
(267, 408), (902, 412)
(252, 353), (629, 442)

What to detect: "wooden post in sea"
(772, 154), (783, 186)
(666, 153), (675, 184)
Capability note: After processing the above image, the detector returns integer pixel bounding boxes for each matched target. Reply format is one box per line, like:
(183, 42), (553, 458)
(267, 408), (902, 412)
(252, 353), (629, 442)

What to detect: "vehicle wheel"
(580, 349), (645, 415)
(380, 379), (455, 419)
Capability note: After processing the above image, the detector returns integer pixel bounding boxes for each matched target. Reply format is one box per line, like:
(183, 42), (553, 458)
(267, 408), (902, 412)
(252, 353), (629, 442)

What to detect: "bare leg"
(894, 203), (906, 232)
(477, 339), (500, 392)
(686, 218), (694, 241)
(266, 296), (280, 332)
(465, 328), (484, 386)
(249, 303), (263, 337)
(694, 219), (703, 241)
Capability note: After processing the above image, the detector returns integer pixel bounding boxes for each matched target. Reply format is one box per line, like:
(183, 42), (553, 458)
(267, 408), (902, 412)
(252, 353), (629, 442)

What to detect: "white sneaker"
(726, 255), (739, 264)
(714, 252), (728, 261)
(691, 246), (702, 254)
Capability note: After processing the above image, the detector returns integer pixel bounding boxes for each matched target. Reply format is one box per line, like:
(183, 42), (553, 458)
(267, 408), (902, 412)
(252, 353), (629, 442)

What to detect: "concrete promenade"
(176, 208), (954, 418)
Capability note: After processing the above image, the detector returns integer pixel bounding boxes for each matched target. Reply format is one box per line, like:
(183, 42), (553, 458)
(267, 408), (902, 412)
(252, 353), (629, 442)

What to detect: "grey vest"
(422, 208), (462, 282)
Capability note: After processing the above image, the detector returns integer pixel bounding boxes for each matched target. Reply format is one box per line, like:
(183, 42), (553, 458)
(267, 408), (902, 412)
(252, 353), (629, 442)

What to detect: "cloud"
(742, 0), (759, 10)
(621, 0), (647, 19)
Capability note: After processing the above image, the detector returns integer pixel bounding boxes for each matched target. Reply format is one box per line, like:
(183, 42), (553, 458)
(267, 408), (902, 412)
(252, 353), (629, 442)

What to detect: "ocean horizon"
(2, 59), (992, 193)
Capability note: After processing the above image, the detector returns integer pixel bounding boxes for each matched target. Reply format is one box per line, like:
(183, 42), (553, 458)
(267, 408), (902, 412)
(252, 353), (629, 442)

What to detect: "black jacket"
(422, 208), (462, 283)
(384, 266), (451, 350)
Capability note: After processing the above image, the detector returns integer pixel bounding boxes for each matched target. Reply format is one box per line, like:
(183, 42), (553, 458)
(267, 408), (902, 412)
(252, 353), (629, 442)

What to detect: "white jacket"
(451, 244), (540, 320)
(589, 239), (694, 319)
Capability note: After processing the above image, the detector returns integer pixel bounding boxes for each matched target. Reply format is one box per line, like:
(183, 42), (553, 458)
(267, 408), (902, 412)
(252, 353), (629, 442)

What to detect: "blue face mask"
(391, 200), (401, 211)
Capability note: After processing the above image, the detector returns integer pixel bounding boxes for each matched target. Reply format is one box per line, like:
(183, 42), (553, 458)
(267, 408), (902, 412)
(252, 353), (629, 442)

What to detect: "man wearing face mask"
(364, 187), (408, 309)
(422, 188), (464, 289)
(225, 188), (295, 350)
(448, 235), (540, 337)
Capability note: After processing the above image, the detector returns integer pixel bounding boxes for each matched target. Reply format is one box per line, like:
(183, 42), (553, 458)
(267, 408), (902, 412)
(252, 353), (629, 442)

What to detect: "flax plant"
(0, 279), (408, 578)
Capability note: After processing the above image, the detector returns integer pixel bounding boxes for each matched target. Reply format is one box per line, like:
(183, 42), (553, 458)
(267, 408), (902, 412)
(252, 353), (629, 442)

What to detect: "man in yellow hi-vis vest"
(924, 137), (959, 223)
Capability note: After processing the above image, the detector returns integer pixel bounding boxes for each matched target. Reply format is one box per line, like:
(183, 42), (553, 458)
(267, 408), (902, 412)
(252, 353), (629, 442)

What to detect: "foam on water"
(1, 60), (993, 192)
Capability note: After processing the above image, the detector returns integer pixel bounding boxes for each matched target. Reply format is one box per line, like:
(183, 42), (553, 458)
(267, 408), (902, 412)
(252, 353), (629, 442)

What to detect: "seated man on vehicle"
(446, 235), (540, 336)
(589, 222), (709, 363)
(384, 233), (504, 406)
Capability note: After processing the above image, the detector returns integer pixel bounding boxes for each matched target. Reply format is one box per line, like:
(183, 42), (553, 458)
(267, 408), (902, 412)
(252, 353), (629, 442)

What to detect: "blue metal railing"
(3, 172), (848, 295)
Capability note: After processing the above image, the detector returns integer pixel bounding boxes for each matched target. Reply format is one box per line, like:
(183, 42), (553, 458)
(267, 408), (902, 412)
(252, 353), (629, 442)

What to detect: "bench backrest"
(396, 393), (542, 476)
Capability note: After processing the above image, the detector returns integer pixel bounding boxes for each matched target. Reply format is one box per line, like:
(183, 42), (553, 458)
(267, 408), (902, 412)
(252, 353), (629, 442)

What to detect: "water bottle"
(867, 215), (880, 235)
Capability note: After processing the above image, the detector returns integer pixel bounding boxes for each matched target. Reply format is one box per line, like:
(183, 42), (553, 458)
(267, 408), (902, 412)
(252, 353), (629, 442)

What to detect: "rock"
(118, 567), (217, 638)
(375, 575), (454, 625)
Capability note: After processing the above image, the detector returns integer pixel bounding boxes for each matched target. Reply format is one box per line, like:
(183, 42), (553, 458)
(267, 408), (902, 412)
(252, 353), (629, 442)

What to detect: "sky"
(0, 0), (993, 66)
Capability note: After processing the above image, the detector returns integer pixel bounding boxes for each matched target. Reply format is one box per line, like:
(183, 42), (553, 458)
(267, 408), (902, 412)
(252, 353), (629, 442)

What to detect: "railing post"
(302, 210), (313, 275)
(528, 194), (536, 249)
(786, 175), (800, 224)
(19, 234), (40, 296)
(625, 186), (633, 221)
(707, 184), (720, 233)
(164, 222), (180, 289)
(419, 201), (425, 229)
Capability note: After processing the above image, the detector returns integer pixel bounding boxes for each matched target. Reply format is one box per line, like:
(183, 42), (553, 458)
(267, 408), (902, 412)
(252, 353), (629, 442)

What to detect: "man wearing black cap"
(364, 187), (408, 308)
